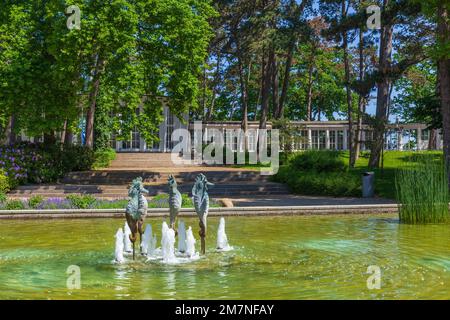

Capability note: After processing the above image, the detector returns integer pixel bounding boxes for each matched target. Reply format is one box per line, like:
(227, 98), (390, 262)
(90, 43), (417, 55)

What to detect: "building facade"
(107, 115), (443, 153)
(13, 108), (443, 152)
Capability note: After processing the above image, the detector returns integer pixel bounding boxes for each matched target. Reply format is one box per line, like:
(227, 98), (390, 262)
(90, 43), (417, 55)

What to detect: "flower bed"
(0, 194), (222, 210)
(0, 142), (95, 191)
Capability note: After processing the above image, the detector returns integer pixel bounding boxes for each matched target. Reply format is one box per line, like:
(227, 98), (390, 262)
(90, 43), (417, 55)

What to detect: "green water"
(0, 214), (449, 300)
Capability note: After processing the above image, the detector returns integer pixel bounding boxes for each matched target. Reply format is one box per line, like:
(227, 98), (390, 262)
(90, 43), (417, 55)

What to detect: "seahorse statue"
(168, 174), (182, 231)
(192, 173), (214, 254)
(125, 177), (149, 260)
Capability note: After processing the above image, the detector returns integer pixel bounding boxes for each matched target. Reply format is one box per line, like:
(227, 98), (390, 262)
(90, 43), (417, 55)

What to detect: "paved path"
(228, 194), (395, 207)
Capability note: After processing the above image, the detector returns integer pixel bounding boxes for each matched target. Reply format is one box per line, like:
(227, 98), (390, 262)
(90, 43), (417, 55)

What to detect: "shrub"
(290, 150), (347, 172)
(28, 195), (44, 209)
(0, 193), (7, 204)
(61, 145), (95, 172)
(67, 195), (97, 209)
(5, 199), (26, 210)
(93, 148), (116, 169)
(0, 169), (10, 194)
(0, 142), (96, 188)
(274, 165), (361, 197)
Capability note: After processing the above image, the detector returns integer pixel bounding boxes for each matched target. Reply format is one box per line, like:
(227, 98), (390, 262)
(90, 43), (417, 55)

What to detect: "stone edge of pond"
(0, 204), (399, 219)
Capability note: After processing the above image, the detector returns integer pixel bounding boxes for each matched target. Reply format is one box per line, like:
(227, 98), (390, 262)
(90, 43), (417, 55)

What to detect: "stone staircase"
(8, 153), (290, 199)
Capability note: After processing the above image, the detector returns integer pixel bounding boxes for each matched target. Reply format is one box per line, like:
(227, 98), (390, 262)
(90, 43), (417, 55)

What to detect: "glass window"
(330, 131), (336, 150)
(421, 129), (429, 141)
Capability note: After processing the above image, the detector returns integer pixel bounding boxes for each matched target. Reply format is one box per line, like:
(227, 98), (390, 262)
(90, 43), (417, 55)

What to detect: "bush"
(0, 169), (10, 194)
(28, 195), (44, 209)
(93, 148), (116, 169)
(61, 145), (95, 172)
(67, 195), (97, 209)
(5, 199), (26, 210)
(0, 193), (7, 204)
(0, 142), (96, 188)
(290, 150), (347, 172)
(274, 165), (361, 197)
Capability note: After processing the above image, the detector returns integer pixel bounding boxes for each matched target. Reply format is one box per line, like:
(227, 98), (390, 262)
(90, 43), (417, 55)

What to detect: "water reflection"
(0, 215), (449, 299)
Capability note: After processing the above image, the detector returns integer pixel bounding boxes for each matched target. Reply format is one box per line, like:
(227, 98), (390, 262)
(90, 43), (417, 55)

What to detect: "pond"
(0, 214), (449, 299)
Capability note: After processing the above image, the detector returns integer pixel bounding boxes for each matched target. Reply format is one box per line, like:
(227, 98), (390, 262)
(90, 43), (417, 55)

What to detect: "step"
(61, 171), (271, 185)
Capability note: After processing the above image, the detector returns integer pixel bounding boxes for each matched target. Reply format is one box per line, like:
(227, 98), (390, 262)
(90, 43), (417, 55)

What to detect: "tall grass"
(395, 155), (449, 224)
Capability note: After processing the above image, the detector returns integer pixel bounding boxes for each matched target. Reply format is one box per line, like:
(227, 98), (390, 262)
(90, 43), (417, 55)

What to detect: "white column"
(307, 129), (312, 149)
(417, 128), (422, 151)
(325, 130), (330, 150)
(343, 129), (348, 150)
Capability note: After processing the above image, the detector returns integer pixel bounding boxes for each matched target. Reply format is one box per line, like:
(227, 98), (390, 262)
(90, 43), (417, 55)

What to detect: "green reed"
(395, 155), (449, 224)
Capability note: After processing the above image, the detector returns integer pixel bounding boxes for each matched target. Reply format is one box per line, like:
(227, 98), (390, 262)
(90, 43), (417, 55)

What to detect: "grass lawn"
(344, 151), (443, 199)
(273, 150), (443, 199)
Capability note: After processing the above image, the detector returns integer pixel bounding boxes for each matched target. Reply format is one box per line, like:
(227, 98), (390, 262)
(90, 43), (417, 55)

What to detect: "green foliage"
(93, 148), (116, 169)
(395, 156), (449, 224)
(0, 143), (95, 188)
(0, 193), (6, 204)
(60, 145), (96, 172)
(274, 165), (361, 197)
(4, 200), (25, 210)
(94, 199), (130, 210)
(0, 0), (215, 146)
(0, 169), (9, 194)
(290, 150), (347, 172)
(28, 195), (44, 209)
(66, 195), (97, 209)
(392, 60), (442, 129)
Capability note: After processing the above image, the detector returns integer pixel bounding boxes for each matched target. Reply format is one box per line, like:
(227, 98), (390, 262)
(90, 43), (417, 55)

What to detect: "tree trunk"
(369, 2), (393, 168)
(271, 52), (280, 119)
(237, 50), (249, 139)
(201, 64), (208, 118)
(437, 3), (450, 188)
(354, 26), (365, 162)
(306, 62), (314, 121)
(278, 40), (295, 119)
(85, 57), (104, 149)
(206, 53), (221, 121)
(428, 129), (437, 150)
(60, 119), (68, 145)
(342, 0), (354, 167)
(6, 115), (16, 145)
(259, 48), (273, 129)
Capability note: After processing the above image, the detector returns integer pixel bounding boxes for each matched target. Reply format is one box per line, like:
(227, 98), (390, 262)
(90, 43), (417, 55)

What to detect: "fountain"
(114, 228), (125, 263)
(123, 222), (132, 253)
(178, 220), (187, 253)
(141, 224), (153, 255)
(185, 226), (198, 258)
(161, 222), (176, 263)
(217, 217), (232, 251)
(116, 174), (220, 264)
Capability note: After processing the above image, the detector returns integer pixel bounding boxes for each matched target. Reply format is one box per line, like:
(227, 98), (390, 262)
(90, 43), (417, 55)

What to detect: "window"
(421, 129), (429, 141)
(311, 130), (326, 149)
(330, 131), (336, 150)
(247, 130), (256, 152)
